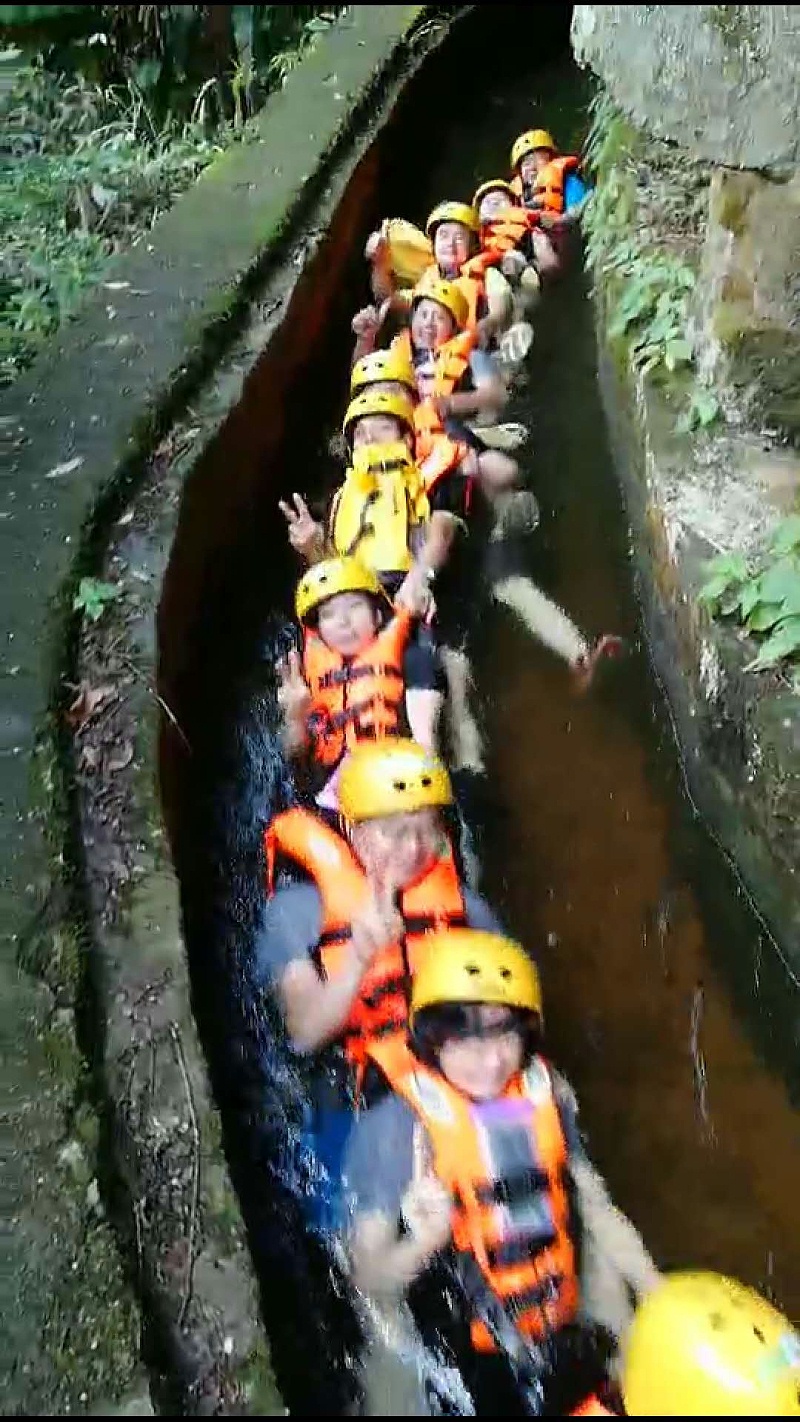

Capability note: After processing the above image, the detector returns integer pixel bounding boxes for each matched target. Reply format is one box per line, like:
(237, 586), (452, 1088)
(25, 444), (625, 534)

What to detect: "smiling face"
(350, 807), (445, 888)
(410, 296), (456, 352)
(437, 1004), (525, 1100)
(315, 590), (380, 657)
(433, 220), (472, 276)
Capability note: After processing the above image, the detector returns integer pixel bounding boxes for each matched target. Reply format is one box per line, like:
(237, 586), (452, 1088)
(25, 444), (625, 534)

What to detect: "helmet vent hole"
(465, 963), (481, 976)
(393, 779), (407, 791)
(500, 968), (512, 979)
(420, 775), (432, 787)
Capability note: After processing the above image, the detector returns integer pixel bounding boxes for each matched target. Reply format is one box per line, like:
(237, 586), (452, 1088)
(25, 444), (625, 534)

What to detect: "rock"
(571, 6), (800, 172)
(695, 168), (800, 442)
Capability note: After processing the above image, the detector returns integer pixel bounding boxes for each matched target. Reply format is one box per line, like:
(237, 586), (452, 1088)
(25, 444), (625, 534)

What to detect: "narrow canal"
(159, 4), (800, 1412)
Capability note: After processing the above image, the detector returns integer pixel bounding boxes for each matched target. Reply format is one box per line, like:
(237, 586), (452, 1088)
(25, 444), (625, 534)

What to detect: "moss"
(41, 1014), (84, 1090)
(707, 5), (757, 51)
(41, 1215), (141, 1413)
(235, 1335), (285, 1416)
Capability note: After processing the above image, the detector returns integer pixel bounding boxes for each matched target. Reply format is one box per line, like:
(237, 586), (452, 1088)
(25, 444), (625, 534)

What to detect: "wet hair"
(410, 1002), (542, 1068)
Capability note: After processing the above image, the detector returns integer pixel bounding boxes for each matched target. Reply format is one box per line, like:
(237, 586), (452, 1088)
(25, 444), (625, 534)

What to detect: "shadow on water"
(158, 3), (800, 1412)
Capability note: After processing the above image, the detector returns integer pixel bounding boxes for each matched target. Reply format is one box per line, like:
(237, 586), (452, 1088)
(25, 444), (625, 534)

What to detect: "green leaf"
(756, 556), (800, 607)
(745, 601), (786, 633)
(73, 576), (122, 621)
(744, 616), (800, 671)
(769, 515), (800, 558)
(697, 553), (749, 605)
(737, 579), (763, 619)
(664, 337), (693, 371)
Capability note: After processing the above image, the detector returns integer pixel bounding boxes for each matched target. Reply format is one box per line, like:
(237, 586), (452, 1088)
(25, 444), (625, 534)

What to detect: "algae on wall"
(576, 79), (800, 969)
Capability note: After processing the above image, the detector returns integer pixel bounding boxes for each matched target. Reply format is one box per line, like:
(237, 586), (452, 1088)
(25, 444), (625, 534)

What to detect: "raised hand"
(276, 648), (311, 721)
(278, 492), (323, 558)
(350, 869), (404, 970)
(401, 1127), (452, 1256)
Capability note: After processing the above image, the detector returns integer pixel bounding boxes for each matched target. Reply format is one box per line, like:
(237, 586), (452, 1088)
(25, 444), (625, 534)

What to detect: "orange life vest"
(569, 1396), (620, 1417)
(366, 1035), (580, 1352)
(301, 611), (411, 771)
(264, 808), (468, 1070)
(420, 262), (486, 333)
(480, 206), (540, 259)
(393, 329), (477, 488)
(512, 155), (580, 214)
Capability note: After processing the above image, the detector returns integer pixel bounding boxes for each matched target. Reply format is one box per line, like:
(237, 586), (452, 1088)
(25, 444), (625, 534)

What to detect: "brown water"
(473, 266), (800, 1319)
(365, 11), (800, 1325)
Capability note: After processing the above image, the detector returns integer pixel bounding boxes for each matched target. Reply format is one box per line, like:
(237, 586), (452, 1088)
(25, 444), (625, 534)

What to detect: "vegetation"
(582, 89), (721, 432)
(698, 515), (800, 673)
(1, 5), (342, 384)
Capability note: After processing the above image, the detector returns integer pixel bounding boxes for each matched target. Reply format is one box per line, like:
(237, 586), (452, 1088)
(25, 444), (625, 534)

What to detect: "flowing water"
(162, 6), (800, 1411)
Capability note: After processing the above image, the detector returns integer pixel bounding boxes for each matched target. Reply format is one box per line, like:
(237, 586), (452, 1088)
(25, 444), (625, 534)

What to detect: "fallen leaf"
(107, 742), (134, 773)
(103, 281), (130, 291)
(66, 682), (116, 731)
(45, 456), (84, 480)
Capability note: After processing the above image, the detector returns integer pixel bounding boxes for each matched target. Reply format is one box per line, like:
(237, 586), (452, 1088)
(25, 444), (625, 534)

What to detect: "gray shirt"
(255, 882), (506, 987)
(342, 1068), (585, 1223)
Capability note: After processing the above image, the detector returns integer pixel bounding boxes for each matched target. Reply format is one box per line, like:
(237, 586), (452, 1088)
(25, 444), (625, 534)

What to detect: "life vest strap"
(401, 910), (468, 935)
(473, 1166), (551, 1207)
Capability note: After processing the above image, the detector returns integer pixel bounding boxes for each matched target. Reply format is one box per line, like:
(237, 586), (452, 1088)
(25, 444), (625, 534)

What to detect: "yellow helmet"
(294, 556), (383, 624)
(425, 201), (481, 238)
(338, 739), (452, 822)
(411, 930), (543, 1019)
(342, 388), (415, 444)
(621, 1271), (800, 1416)
(350, 347), (416, 396)
(411, 275), (469, 330)
(511, 128), (557, 170)
(472, 179), (517, 210)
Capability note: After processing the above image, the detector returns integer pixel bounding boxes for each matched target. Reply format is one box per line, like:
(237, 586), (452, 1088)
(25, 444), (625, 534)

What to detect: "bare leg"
(404, 688), (443, 756)
(441, 646), (484, 773)
(491, 573), (589, 666)
(476, 449), (520, 493)
(530, 227), (561, 279)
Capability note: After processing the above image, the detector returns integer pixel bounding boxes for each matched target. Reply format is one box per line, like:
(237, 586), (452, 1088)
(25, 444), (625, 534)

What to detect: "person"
(355, 201), (515, 360)
(257, 741), (505, 1230)
(472, 178), (542, 320)
(392, 274), (523, 511)
(343, 928), (659, 1415)
(509, 128), (590, 280)
(276, 556), (440, 816)
(571, 1270), (800, 1416)
(279, 383), (492, 778)
(279, 386), (468, 660)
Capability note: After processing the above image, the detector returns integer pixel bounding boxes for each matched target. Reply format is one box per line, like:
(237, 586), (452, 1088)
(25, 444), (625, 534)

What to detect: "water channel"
(159, 6), (800, 1412)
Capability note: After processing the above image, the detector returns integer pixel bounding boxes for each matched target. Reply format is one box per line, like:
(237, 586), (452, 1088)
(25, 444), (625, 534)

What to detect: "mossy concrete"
(582, 99), (800, 974)
(0, 4), (459, 1412)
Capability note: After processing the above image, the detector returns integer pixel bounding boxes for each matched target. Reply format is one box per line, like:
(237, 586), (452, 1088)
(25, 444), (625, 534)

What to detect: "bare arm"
(279, 879), (404, 1052)
(415, 509), (458, 575)
(350, 1211), (438, 1301)
(279, 953), (368, 1053)
(446, 369), (507, 423)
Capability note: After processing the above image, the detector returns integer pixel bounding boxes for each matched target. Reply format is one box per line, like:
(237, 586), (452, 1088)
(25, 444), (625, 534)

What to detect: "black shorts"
(403, 620), (446, 693)
(444, 416), (486, 454)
